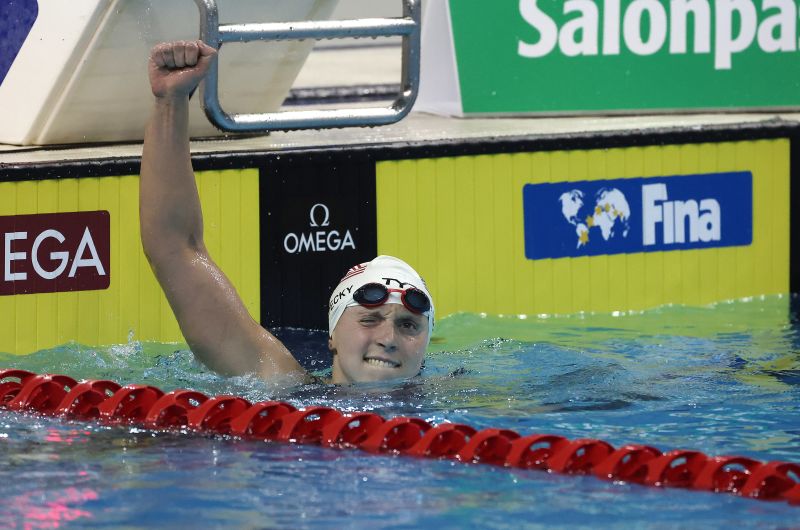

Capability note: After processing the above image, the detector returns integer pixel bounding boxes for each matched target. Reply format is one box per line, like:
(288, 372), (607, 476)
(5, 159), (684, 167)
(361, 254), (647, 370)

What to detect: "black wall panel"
(260, 157), (378, 331)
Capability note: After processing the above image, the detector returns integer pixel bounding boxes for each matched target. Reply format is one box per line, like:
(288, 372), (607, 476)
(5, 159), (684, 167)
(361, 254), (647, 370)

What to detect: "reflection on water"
(0, 296), (799, 528)
(2, 487), (98, 529)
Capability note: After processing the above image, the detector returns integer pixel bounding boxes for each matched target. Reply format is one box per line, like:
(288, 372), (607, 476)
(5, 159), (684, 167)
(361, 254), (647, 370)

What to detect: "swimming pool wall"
(376, 140), (788, 317)
(0, 126), (797, 353)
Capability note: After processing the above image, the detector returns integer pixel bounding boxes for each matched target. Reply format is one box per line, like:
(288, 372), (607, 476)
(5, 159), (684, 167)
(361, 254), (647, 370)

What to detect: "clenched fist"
(148, 40), (217, 99)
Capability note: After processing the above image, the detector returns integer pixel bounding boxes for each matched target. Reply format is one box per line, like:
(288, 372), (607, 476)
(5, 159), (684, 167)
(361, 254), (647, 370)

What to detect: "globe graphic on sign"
(558, 188), (631, 248)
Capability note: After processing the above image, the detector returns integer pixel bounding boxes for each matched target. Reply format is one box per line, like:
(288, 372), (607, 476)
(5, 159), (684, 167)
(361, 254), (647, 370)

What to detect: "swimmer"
(139, 41), (434, 384)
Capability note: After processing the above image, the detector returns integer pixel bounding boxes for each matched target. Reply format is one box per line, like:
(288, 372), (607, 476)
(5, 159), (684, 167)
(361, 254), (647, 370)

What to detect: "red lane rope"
(1, 368), (799, 505)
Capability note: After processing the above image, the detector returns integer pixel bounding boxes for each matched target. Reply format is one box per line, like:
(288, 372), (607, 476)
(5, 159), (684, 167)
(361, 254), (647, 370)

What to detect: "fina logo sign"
(523, 172), (752, 259)
(282, 203), (356, 254)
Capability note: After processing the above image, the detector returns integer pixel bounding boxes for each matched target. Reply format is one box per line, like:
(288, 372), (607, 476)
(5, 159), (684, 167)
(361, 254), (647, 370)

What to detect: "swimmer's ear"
(328, 336), (335, 354)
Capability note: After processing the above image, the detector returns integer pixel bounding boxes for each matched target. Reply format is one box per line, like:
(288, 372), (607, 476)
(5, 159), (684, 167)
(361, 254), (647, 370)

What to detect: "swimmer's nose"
(375, 321), (397, 352)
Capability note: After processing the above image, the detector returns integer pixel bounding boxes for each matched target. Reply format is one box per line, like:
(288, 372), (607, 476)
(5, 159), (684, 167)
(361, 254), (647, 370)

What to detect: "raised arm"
(140, 41), (305, 381)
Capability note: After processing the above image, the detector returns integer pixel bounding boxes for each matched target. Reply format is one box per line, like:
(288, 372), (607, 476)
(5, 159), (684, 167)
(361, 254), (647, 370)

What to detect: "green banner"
(448, 0), (800, 114)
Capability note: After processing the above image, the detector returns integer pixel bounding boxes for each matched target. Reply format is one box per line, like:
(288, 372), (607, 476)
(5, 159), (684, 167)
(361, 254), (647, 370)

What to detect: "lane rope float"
(1, 368), (798, 506)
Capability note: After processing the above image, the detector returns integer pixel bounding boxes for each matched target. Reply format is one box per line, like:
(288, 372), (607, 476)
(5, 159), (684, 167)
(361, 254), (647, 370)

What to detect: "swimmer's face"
(328, 304), (429, 384)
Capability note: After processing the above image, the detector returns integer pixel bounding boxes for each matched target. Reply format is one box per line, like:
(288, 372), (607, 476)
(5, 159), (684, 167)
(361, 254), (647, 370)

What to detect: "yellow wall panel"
(36, 179), (60, 350)
(434, 158), (458, 316)
(530, 152), (553, 316)
(77, 178), (101, 349)
(375, 161), (399, 257)
(567, 151), (590, 314)
(771, 140), (791, 295)
(493, 155), (515, 315)
(604, 148), (628, 313)
(118, 175), (141, 343)
(397, 160), (420, 268)
(474, 156), (497, 314)
(97, 177), (120, 347)
(453, 156), (477, 312)
(641, 146), (664, 311)
(417, 159), (439, 303)
(658, 145), (682, 305)
(15, 180), (38, 354)
(549, 151), (573, 315)
(751, 140), (771, 293)
(734, 143), (758, 299)
(623, 148), (646, 310)
(585, 149), (609, 314)
(677, 145), (701, 306)
(0, 182), (17, 351)
(511, 153), (533, 315)
(56, 178), (79, 345)
(376, 140), (790, 318)
(239, 170), (261, 322)
(0, 169), (260, 355)
(695, 144), (719, 305)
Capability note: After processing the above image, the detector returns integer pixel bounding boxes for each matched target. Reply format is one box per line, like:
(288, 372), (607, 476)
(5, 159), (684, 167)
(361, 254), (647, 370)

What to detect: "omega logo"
(283, 203), (356, 254)
(1, 211), (110, 296)
(4, 228), (105, 281)
(308, 203), (330, 228)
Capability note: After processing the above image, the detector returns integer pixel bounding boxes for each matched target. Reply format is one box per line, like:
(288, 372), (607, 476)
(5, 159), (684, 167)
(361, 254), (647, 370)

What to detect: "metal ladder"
(194, 0), (421, 132)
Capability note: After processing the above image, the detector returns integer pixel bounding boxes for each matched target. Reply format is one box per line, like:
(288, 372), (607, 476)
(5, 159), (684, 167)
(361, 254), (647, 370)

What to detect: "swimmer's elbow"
(141, 230), (207, 270)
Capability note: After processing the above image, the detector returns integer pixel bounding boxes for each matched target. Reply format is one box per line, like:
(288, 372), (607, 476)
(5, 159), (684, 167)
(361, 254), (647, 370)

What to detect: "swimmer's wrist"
(153, 93), (190, 107)
(151, 94), (191, 121)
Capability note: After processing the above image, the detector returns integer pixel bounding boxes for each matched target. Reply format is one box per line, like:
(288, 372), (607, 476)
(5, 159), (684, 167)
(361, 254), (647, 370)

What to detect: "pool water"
(1, 296), (799, 528)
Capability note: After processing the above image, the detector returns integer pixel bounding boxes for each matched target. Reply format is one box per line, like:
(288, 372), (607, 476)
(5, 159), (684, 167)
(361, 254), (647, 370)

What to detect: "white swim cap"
(328, 255), (434, 338)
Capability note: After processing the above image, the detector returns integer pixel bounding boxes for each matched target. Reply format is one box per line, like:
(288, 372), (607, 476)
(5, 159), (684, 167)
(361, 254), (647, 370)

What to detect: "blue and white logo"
(558, 187), (631, 249)
(523, 172), (752, 259)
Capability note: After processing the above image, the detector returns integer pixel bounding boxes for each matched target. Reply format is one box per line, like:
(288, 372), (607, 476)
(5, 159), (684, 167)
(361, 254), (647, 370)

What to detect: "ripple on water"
(0, 297), (799, 527)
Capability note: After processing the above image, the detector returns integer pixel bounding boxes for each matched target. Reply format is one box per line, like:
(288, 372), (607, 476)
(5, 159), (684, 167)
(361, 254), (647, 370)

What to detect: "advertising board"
(417, 0), (800, 115)
(376, 139), (789, 317)
(0, 170), (259, 354)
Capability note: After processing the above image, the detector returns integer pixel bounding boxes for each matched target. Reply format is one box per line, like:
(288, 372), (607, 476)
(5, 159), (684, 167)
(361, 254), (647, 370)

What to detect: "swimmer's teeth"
(365, 358), (396, 368)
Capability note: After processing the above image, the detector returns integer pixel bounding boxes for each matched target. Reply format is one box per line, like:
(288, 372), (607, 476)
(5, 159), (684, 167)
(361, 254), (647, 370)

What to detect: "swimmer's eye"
(398, 320), (420, 332)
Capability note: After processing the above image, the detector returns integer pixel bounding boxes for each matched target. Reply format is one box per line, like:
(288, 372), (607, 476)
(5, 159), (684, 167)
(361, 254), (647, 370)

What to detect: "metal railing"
(194, 0), (421, 132)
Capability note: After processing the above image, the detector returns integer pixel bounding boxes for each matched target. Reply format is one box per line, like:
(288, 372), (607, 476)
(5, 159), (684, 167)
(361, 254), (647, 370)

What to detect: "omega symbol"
(283, 202), (356, 254)
(309, 204), (330, 228)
